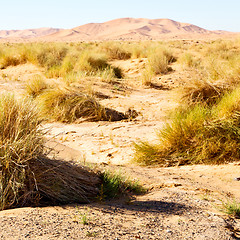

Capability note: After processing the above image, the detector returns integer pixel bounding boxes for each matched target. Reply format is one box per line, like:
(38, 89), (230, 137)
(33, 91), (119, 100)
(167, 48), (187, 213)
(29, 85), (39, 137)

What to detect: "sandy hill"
(0, 18), (237, 42)
(0, 28), (61, 40)
(43, 18), (235, 41)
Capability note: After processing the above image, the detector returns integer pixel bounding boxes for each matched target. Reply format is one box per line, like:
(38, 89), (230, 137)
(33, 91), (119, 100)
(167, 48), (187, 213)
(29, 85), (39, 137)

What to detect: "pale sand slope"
(44, 18), (237, 41)
(0, 18), (238, 42)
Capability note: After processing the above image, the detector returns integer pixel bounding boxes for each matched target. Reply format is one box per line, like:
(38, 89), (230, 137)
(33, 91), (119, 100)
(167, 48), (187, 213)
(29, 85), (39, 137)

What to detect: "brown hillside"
(43, 18), (235, 41)
(0, 18), (238, 42)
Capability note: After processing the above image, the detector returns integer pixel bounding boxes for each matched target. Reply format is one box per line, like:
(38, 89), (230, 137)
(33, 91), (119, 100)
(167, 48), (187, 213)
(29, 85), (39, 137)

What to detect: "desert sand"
(0, 50), (240, 239)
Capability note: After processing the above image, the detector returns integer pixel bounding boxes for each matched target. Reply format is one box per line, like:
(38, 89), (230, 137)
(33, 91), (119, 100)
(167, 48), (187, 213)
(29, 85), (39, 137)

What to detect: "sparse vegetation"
(35, 88), (107, 122)
(147, 47), (175, 75)
(1, 39), (240, 168)
(99, 170), (145, 200)
(134, 85), (240, 166)
(25, 75), (50, 98)
(0, 94), (103, 210)
(222, 200), (240, 218)
(0, 94), (44, 210)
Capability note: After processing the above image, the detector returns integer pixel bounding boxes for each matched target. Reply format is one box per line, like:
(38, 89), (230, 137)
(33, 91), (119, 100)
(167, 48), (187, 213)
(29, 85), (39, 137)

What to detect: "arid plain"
(0, 18), (240, 239)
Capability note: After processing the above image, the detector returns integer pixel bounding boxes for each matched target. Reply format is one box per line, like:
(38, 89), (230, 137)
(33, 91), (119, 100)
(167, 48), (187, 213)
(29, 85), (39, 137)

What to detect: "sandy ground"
(0, 62), (240, 239)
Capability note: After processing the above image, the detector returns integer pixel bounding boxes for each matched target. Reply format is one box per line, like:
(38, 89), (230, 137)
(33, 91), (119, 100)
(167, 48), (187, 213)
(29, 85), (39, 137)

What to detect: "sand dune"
(0, 18), (238, 42)
(0, 27), (61, 39)
(44, 18), (235, 41)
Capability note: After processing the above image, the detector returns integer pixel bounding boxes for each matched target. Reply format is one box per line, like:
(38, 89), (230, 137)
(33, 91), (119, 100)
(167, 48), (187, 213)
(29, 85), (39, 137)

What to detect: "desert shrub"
(97, 67), (117, 83)
(147, 47), (175, 75)
(0, 43), (39, 68)
(134, 105), (209, 165)
(58, 55), (76, 75)
(75, 51), (108, 73)
(0, 55), (21, 69)
(45, 54), (76, 78)
(36, 44), (68, 69)
(178, 52), (199, 69)
(99, 42), (131, 60)
(129, 43), (149, 58)
(212, 86), (240, 119)
(197, 40), (240, 85)
(221, 200), (240, 218)
(141, 66), (155, 86)
(0, 94), (110, 211)
(36, 88), (107, 122)
(36, 87), (128, 123)
(25, 75), (50, 98)
(0, 94), (44, 210)
(180, 78), (227, 106)
(134, 92), (240, 166)
(74, 51), (123, 79)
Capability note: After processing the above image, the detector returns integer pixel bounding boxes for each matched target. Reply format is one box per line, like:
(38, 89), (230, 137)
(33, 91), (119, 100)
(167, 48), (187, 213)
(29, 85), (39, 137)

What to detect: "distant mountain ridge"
(0, 28), (61, 39)
(0, 18), (237, 41)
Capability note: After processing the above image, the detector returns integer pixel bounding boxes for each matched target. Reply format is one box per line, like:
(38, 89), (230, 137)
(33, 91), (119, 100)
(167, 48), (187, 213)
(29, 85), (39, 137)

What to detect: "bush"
(180, 78), (227, 106)
(212, 86), (240, 119)
(222, 200), (240, 218)
(0, 94), (44, 210)
(25, 75), (49, 98)
(36, 44), (68, 69)
(0, 94), (103, 210)
(36, 88), (107, 122)
(141, 66), (155, 86)
(134, 94), (240, 166)
(178, 52), (199, 69)
(99, 170), (145, 200)
(100, 42), (131, 60)
(147, 47), (175, 75)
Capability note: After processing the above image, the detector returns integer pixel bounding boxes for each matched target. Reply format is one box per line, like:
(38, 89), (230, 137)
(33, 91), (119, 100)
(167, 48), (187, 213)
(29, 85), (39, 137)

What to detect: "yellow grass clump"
(25, 75), (50, 98)
(134, 87), (240, 166)
(0, 94), (105, 210)
(35, 88), (127, 123)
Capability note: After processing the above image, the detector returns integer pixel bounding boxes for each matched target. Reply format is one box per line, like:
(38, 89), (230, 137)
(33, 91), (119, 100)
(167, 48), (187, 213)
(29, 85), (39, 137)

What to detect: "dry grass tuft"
(0, 94), (44, 210)
(99, 42), (131, 60)
(25, 75), (50, 98)
(36, 88), (127, 123)
(0, 94), (103, 210)
(134, 93), (240, 166)
(29, 157), (101, 206)
(180, 78), (227, 106)
(36, 88), (106, 122)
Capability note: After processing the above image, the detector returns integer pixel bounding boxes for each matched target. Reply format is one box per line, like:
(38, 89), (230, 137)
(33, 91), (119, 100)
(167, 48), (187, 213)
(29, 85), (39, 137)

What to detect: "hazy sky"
(1, 0), (239, 32)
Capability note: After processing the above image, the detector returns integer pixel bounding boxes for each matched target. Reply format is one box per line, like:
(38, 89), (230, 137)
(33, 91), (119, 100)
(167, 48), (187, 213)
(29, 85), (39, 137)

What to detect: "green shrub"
(222, 200), (240, 218)
(134, 94), (240, 166)
(99, 170), (145, 199)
